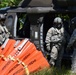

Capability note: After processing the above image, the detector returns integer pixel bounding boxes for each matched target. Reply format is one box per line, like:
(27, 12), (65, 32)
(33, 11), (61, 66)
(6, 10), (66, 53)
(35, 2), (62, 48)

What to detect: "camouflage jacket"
(45, 27), (65, 47)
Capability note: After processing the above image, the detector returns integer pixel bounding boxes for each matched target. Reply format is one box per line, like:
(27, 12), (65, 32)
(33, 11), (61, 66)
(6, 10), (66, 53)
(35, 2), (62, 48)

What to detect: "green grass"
(30, 67), (76, 75)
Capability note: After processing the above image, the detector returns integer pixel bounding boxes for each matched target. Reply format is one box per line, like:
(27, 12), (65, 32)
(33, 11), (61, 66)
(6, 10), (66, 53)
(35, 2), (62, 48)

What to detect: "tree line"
(0, 0), (21, 8)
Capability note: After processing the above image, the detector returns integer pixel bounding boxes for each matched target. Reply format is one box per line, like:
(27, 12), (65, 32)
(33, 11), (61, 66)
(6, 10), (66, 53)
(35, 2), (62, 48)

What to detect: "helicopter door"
(30, 25), (40, 48)
(29, 14), (44, 52)
(5, 13), (18, 38)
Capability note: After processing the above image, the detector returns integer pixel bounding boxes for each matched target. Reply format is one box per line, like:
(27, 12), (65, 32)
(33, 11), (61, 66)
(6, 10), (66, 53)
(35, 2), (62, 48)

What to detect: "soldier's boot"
(49, 58), (55, 67)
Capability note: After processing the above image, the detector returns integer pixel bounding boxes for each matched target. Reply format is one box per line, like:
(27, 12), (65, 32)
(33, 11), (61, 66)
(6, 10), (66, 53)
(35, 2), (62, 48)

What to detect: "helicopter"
(3, 0), (76, 68)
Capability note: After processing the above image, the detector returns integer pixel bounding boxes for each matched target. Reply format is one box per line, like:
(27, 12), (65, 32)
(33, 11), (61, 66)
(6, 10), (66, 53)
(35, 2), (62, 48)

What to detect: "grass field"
(30, 67), (76, 75)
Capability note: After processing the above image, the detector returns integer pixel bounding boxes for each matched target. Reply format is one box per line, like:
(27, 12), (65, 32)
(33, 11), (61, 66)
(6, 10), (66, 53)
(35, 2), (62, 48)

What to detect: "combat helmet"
(0, 14), (6, 21)
(54, 17), (62, 24)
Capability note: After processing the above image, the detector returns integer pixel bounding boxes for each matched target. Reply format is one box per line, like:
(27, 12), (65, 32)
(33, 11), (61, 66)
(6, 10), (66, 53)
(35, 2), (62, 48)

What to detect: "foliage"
(0, 0), (21, 8)
(30, 67), (76, 75)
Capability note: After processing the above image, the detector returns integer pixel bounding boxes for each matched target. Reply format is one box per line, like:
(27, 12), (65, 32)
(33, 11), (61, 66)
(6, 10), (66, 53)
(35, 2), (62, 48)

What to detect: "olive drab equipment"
(18, 0), (53, 7)
(18, 0), (76, 8)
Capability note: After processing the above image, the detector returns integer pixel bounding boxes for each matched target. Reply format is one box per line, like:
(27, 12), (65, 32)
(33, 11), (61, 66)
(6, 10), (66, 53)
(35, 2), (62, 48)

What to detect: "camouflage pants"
(71, 48), (76, 73)
(50, 44), (64, 68)
(55, 47), (64, 68)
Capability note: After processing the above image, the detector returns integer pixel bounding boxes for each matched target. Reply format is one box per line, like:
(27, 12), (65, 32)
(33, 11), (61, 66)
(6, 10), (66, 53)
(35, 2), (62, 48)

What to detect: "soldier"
(45, 17), (66, 67)
(0, 14), (9, 45)
(67, 17), (76, 73)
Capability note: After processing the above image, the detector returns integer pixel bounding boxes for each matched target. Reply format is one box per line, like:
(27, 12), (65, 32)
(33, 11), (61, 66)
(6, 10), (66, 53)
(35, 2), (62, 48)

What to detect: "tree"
(0, 0), (21, 8)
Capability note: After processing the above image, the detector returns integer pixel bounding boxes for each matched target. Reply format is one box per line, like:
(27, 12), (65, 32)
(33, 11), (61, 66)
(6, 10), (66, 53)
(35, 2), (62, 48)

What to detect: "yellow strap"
(2, 57), (7, 61)
(7, 56), (29, 75)
(8, 55), (15, 61)
(0, 54), (7, 61)
(17, 58), (29, 75)
(24, 67), (29, 75)
(0, 54), (4, 58)
(16, 58), (22, 64)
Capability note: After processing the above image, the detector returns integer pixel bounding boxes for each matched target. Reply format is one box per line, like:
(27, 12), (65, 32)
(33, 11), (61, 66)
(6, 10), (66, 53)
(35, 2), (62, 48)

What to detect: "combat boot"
(49, 58), (55, 67)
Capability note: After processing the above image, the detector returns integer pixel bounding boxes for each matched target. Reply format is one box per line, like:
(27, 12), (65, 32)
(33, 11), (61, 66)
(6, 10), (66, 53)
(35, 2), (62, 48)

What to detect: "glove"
(46, 46), (50, 51)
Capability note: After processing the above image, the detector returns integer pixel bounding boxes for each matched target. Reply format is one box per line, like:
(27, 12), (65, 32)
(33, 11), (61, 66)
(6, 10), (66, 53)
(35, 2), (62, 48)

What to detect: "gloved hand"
(46, 46), (50, 51)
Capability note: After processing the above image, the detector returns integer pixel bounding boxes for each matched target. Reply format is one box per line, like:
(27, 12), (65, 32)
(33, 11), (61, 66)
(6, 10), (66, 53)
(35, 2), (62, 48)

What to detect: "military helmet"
(0, 14), (6, 20)
(54, 17), (62, 24)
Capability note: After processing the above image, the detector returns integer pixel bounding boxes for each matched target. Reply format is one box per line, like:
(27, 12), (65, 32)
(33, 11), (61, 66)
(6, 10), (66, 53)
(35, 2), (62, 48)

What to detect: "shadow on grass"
(30, 66), (73, 75)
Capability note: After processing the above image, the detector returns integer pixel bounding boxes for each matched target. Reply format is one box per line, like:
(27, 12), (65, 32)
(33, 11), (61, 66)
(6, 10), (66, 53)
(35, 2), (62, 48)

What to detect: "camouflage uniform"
(0, 24), (9, 45)
(45, 17), (66, 67)
(45, 26), (65, 67)
(67, 29), (76, 73)
(0, 14), (9, 45)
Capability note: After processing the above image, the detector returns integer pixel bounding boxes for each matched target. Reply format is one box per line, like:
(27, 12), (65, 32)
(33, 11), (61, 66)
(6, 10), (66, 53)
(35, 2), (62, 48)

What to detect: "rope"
(0, 54), (7, 60)
(17, 58), (29, 75)
(8, 55), (15, 61)
(0, 54), (29, 75)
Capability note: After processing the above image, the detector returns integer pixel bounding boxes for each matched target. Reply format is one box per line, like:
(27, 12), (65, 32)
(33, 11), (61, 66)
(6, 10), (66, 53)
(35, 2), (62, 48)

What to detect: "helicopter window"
(6, 15), (13, 33)
(16, 13), (30, 38)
